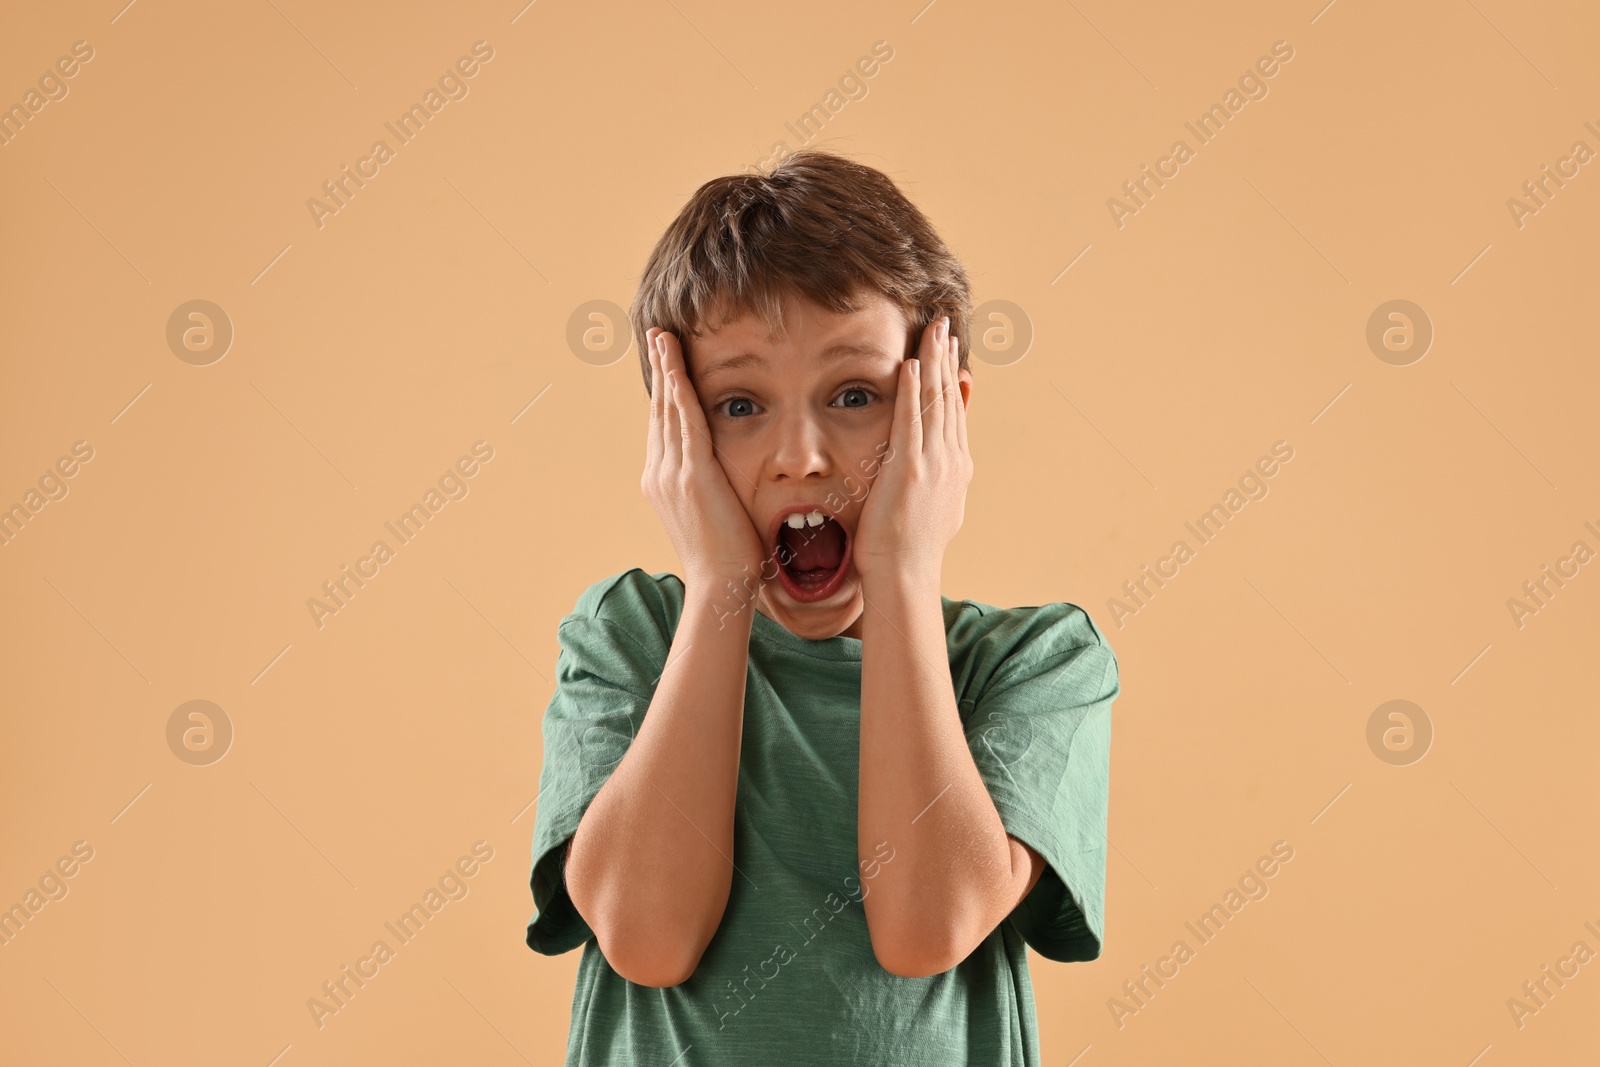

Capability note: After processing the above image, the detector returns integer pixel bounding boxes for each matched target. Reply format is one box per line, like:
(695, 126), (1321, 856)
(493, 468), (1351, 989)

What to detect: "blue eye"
(715, 387), (875, 419)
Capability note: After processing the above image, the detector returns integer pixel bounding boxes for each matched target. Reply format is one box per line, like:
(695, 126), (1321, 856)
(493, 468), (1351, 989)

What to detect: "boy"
(526, 150), (1120, 1066)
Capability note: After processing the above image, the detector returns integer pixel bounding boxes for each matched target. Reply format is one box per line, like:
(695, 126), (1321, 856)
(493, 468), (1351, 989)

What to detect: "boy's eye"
(715, 387), (875, 419)
(718, 396), (759, 418)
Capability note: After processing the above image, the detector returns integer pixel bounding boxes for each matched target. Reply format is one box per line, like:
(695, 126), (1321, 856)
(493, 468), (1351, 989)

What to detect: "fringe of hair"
(628, 150), (972, 395)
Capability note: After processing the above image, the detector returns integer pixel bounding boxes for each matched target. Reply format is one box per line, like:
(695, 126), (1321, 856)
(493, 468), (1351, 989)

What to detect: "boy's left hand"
(851, 315), (972, 587)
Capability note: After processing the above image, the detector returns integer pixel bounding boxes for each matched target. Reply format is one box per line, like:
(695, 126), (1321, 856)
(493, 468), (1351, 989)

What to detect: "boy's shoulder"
(562, 567), (684, 639)
(940, 592), (1118, 686)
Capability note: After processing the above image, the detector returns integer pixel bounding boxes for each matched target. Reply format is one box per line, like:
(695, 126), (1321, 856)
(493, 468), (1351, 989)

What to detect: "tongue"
(780, 519), (845, 574)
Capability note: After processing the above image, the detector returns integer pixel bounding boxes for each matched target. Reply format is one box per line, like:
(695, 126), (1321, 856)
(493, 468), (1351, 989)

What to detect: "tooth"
(785, 513), (806, 529)
(805, 510), (824, 527)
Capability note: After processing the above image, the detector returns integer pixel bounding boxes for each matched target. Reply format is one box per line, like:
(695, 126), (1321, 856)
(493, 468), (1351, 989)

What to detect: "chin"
(759, 571), (864, 640)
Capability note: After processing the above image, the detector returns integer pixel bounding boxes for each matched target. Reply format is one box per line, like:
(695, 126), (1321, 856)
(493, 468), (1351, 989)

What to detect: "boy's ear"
(957, 368), (973, 411)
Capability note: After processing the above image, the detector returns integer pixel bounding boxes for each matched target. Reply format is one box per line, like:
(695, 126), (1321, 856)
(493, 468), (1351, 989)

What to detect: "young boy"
(525, 150), (1120, 1066)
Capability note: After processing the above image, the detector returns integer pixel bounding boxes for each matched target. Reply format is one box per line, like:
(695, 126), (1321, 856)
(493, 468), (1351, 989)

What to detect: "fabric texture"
(526, 568), (1119, 1066)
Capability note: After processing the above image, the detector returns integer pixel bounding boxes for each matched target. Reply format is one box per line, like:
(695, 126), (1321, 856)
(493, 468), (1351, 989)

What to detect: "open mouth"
(770, 508), (852, 604)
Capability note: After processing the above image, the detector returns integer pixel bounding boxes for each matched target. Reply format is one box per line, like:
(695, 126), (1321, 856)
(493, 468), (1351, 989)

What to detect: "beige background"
(2, 0), (1596, 1063)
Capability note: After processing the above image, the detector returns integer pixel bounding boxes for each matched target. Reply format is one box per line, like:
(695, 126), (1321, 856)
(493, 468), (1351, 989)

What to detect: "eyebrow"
(699, 342), (892, 381)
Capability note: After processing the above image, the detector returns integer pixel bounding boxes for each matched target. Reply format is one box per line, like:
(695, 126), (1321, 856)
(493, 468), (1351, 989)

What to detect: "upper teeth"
(785, 509), (826, 529)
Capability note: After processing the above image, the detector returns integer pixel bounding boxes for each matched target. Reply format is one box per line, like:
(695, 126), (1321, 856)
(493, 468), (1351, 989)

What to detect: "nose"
(767, 404), (833, 482)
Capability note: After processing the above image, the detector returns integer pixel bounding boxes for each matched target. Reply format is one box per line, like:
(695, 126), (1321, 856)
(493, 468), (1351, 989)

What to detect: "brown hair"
(627, 149), (972, 396)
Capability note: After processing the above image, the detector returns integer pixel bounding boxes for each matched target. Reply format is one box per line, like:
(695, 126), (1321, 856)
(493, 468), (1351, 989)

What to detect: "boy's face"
(683, 289), (973, 641)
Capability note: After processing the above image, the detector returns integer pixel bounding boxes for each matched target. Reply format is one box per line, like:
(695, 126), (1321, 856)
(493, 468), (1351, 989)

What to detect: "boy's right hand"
(641, 327), (771, 592)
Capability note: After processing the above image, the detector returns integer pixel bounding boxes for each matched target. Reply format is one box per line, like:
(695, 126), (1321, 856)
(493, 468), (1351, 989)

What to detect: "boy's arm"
(857, 569), (1044, 978)
(855, 316), (1033, 977)
(1011, 837), (1047, 899)
(564, 584), (753, 987)
(565, 326), (771, 987)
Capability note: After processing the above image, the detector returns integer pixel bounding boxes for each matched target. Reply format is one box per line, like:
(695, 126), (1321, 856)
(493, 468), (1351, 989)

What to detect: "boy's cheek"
(712, 453), (753, 507)
(858, 425), (896, 473)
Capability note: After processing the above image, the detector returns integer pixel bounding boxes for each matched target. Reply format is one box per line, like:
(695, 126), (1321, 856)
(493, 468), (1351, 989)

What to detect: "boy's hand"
(641, 327), (772, 590)
(851, 315), (972, 587)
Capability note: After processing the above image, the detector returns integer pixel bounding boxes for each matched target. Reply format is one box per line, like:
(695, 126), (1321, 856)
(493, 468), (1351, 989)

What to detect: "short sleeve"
(525, 571), (676, 956)
(959, 604), (1120, 962)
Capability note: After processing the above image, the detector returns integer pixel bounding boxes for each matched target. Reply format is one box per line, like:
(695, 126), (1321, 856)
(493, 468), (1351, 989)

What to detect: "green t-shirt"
(526, 568), (1119, 1066)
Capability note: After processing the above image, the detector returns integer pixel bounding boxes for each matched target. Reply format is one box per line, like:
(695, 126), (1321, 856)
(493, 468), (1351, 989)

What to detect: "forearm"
(566, 583), (752, 984)
(857, 568), (1017, 976)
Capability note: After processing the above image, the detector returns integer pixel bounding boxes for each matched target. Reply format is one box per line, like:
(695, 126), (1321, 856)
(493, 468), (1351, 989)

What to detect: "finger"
(921, 316), (945, 454)
(660, 331), (695, 462)
(673, 370), (695, 451)
(669, 345), (755, 500)
(662, 367), (683, 476)
(944, 329), (961, 451)
(934, 317), (955, 451)
(661, 331), (686, 465)
(897, 354), (922, 465)
(952, 336), (969, 458)
(670, 352), (715, 462)
(646, 328), (663, 469)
